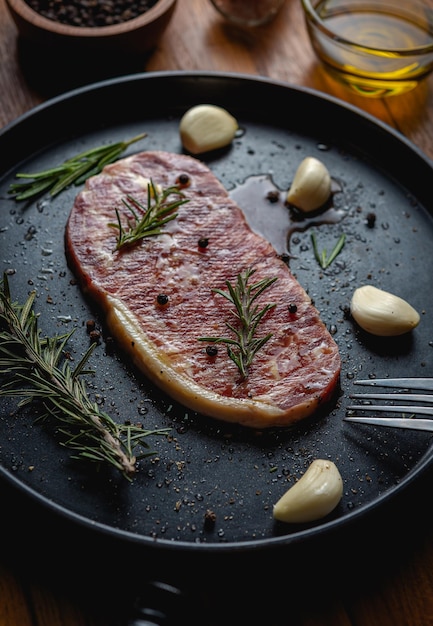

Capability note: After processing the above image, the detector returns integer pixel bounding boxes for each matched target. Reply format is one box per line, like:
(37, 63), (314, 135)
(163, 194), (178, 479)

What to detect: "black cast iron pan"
(1, 72), (433, 623)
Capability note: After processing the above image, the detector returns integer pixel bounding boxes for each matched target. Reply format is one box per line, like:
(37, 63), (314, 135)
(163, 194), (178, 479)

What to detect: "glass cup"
(301, 0), (433, 97)
(209, 0), (286, 27)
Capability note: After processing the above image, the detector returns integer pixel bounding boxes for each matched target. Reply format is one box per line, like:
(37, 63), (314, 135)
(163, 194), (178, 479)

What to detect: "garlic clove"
(179, 104), (238, 155)
(350, 285), (420, 337)
(273, 459), (343, 524)
(286, 156), (332, 212)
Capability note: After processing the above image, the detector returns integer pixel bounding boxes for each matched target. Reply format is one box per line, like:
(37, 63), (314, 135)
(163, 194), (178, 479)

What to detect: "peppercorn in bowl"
(6, 0), (177, 57)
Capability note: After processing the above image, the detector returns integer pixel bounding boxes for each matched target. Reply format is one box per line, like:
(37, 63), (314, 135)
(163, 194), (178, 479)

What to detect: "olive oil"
(304, 0), (433, 96)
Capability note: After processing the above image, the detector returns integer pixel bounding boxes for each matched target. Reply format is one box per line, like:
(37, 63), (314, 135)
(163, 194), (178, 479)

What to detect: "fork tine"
(344, 416), (433, 432)
(349, 393), (433, 404)
(347, 377), (433, 432)
(347, 404), (433, 416)
(354, 378), (433, 391)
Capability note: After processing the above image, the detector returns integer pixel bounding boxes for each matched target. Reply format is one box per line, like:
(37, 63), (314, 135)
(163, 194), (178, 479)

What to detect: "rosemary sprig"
(109, 182), (189, 251)
(311, 231), (346, 269)
(199, 268), (277, 381)
(8, 133), (147, 202)
(0, 274), (169, 480)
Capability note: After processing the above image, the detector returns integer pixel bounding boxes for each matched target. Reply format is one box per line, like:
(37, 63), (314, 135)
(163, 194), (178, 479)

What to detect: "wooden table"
(2, 0), (433, 624)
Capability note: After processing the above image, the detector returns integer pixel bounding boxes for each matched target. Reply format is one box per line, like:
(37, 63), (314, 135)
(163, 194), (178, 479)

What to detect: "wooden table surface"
(2, 0), (433, 624)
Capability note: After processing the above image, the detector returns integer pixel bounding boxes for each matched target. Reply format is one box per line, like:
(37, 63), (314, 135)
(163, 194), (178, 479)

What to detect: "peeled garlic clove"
(350, 285), (420, 337)
(286, 156), (331, 212)
(179, 104), (238, 155)
(273, 459), (343, 524)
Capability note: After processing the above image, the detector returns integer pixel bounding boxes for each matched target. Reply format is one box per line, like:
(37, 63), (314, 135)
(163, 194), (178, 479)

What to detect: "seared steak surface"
(65, 151), (341, 428)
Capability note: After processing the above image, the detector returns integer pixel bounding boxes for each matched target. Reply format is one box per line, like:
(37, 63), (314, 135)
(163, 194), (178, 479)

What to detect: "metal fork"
(345, 378), (433, 432)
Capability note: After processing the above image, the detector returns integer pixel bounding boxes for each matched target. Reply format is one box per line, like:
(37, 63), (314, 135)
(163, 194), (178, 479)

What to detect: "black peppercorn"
(89, 329), (101, 343)
(288, 303), (298, 314)
(86, 319), (96, 333)
(157, 293), (169, 306)
(366, 212), (376, 228)
(176, 173), (190, 188)
(206, 345), (218, 357)
(198, 237), (209, 249)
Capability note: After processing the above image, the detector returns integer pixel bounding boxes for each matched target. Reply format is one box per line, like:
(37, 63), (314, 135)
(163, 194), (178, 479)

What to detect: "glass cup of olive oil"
(301, 0), (433, 96)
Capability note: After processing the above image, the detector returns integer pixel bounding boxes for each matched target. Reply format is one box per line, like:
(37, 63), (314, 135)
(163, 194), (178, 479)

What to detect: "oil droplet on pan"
(230, 174), (346, 256)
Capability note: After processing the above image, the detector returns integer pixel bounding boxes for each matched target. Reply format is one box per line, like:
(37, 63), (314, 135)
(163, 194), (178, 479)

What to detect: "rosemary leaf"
(199, 268), (277, 380)
(109, 182), (189, 251)
(8, 133), (147, 202)
(311, 232), (346, 269)
(0, 273), (169, 479)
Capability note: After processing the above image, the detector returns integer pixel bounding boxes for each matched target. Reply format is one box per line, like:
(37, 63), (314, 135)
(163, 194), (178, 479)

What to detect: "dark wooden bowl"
(6, 0), (177, 56)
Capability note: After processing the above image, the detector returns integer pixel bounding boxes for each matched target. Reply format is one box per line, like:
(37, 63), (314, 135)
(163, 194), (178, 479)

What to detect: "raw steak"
(65, 151), (341, 428)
